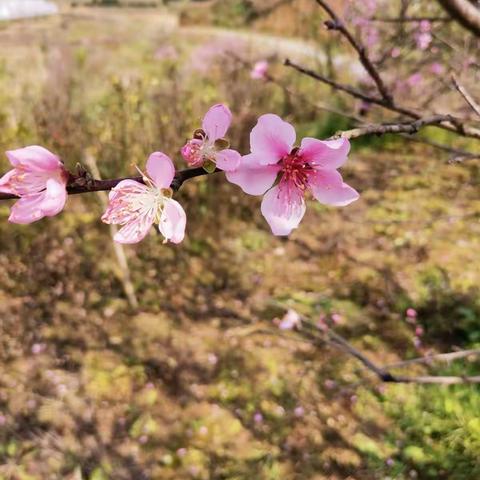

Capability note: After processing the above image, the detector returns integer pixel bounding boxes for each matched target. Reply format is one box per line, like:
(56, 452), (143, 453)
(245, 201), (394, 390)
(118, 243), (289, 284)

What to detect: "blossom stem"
(0, 166), (221, 201)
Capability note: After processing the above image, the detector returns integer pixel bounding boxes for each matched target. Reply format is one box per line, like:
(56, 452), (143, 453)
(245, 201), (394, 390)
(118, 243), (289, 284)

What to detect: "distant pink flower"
(0, 146), (68, 224)
(102, 152), (186, 244)
(391, 47), (401, 58)
(154, 45), (178, 61)
(407, 73), (423, 87)
(250, 60), (269, 80)
(226, 114), (359, 235)
(415, 326), (424, 336)
(430, 62), (444, 75)
(406, 308), (417, 319)
(181, 104), (241, 172)
(415, 21), (432, 50)
(278, 309), (301, 330)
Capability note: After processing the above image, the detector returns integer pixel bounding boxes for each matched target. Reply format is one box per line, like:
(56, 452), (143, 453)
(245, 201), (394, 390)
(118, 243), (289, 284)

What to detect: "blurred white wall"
(0, 0), (58, 21)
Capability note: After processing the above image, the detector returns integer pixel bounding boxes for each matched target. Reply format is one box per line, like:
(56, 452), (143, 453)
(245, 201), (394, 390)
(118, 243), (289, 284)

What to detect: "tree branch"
(0, 166), (220, 202)
(437, 0), (480, 37)
(284, 58), (480, 140)
(314, 0), (393, 103)
(452, 74), (480, 119)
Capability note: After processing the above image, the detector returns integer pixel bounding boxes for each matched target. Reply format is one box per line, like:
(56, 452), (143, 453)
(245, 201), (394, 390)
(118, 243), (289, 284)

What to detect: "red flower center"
(280, 149), (313, 191)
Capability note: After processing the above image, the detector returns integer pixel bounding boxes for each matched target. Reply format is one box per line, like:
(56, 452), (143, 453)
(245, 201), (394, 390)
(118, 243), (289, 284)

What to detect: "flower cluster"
(0, 104), (359, 243)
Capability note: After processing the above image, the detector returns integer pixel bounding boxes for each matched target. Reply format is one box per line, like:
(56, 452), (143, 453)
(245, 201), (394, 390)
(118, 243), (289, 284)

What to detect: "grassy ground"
(0, 6), (479, 480)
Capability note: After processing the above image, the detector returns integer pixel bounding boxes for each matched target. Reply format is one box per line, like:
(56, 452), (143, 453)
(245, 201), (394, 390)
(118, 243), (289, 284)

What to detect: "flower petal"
(308, 169), (359, 206)
(6, 146), (62, 171)
(8, 193), (47, 224)
(215, 149), (241, 172)
(39, 177), (67, 216)
(300, 137), (350, 169)
(0, 169), (16, 194)
(202, 104), (232, 141)
(146, 152), (175, 189)
(250, 114), (296, 165)
(114, 216), (154, 244)
(260, 183), (306, 236)
(159, 198), (186, 244)
(225, 153), (280, 195)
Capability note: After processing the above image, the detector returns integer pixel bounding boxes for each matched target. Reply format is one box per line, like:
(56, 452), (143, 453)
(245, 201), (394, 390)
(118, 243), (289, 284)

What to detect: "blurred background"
(0, 0), (480, 479)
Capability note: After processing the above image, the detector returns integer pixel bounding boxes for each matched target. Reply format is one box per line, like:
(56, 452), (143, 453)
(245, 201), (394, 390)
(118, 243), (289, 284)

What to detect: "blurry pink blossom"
(331, 313), (343, 325)
(406, 308), (417, 319)
(415, 326), (424, 337)
(226, 114), (359, 235)
(278, 309), (302, 330)
(415, 20), (432, 50)
(407, 73), (423, 87)
(102, 152), (186, 244)
(294, 406), (305, 417)
(391, 47), (401, 58)
(177, 448), (187, 457)
(430, 62), (444, 75)
(31, 343), (46, 355)
(181, 104), (241, 172)
(413, 337), (422, 348)
(250, 60), (269, 80)
(324, 379), (336, 389)
(254, 412), (263, 423)
(0, 146), (68, 224)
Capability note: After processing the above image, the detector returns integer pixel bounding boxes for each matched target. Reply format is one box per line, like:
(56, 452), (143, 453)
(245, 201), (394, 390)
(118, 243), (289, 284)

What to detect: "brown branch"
(331, 115), (462, 139)
(385, 348), (480, 369)
(314, 0), (393, 103)
(299, 319), (480, 385)
(0, 166), (220, 202)
(452, 74), (480, 118)
(369, 15), (452, 23)
(437, 0), (480, 37)
(284, 58), (480, 140)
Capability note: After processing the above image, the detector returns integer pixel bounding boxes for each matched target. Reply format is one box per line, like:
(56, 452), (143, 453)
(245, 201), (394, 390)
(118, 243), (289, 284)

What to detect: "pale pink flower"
(0, 146), (68, 224)
(430, 62), (444, 75)
(250, 60), (269, 80)
(278, 309), (302, 330)
(407, 73), (423, 87)
(406, 308), (417, 319)
(102, 152), (186, 244)
(181, 104), (241, 172)
(226, 114), (359, 235)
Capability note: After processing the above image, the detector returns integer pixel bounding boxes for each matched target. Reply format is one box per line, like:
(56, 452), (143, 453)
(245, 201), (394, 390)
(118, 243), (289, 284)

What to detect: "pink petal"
(0, 169), (16, 194)
(250, 114), (296, 165)
(225, 153), (280, 195)
(40, 177), (67, 216)
(6, 146), (62, 171)
(260, 184), (306, 236)
(146, 152), (175, 189)
(114, 215), (154, 244)
(8, 193), (47, 224)
(300, 137), (350, 169)
(202, 104), (232, 142)
(159, 198), (186, 244)
(215, 149), (241, 172)
(308, 169), (359, 206)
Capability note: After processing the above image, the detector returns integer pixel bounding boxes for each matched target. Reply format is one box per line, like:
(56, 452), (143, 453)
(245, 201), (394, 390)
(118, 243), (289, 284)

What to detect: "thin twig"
(284, 58), (480, 140)
(0, 166), (220, 201)
(314, 0), (393, 103)
(385, 348), (480, 369)
(369, 16), (452, 23)
(452, 74), (480, 119)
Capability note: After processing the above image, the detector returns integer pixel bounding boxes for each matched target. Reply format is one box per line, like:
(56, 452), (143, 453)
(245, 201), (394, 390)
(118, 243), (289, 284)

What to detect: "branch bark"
(437, 0), (480, 37)
(0, 166), (220, 202)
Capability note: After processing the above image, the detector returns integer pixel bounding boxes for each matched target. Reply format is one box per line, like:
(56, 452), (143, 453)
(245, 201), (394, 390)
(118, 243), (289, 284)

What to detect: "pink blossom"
(407, 73), (423, 87)
(430, 62), (444, 75)
(250, 60), (269, 80)
(391, 47), (401, 58)
(181, 104), (241, 172)
(278, 309), (302, 330)
(0, 146), (68, 224)
(226, 114), (359, 235)
(415, 326), (424, 337)
(415, 21), (432, 50)
(406, 308), (417, 319)
(101, 152), (186, 244)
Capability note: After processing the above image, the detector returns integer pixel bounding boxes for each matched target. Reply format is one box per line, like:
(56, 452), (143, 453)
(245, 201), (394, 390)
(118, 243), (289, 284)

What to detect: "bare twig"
(437, 0), (480, 37)
(314, 0), (393, 103)
(452, 74), (480, 118)
(284, 58), (480, 140)
(385, 348), (480, 369)
(0, 166), (220, 202)
(369, 15), (452, 23)
(84, 153), (139, 310)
